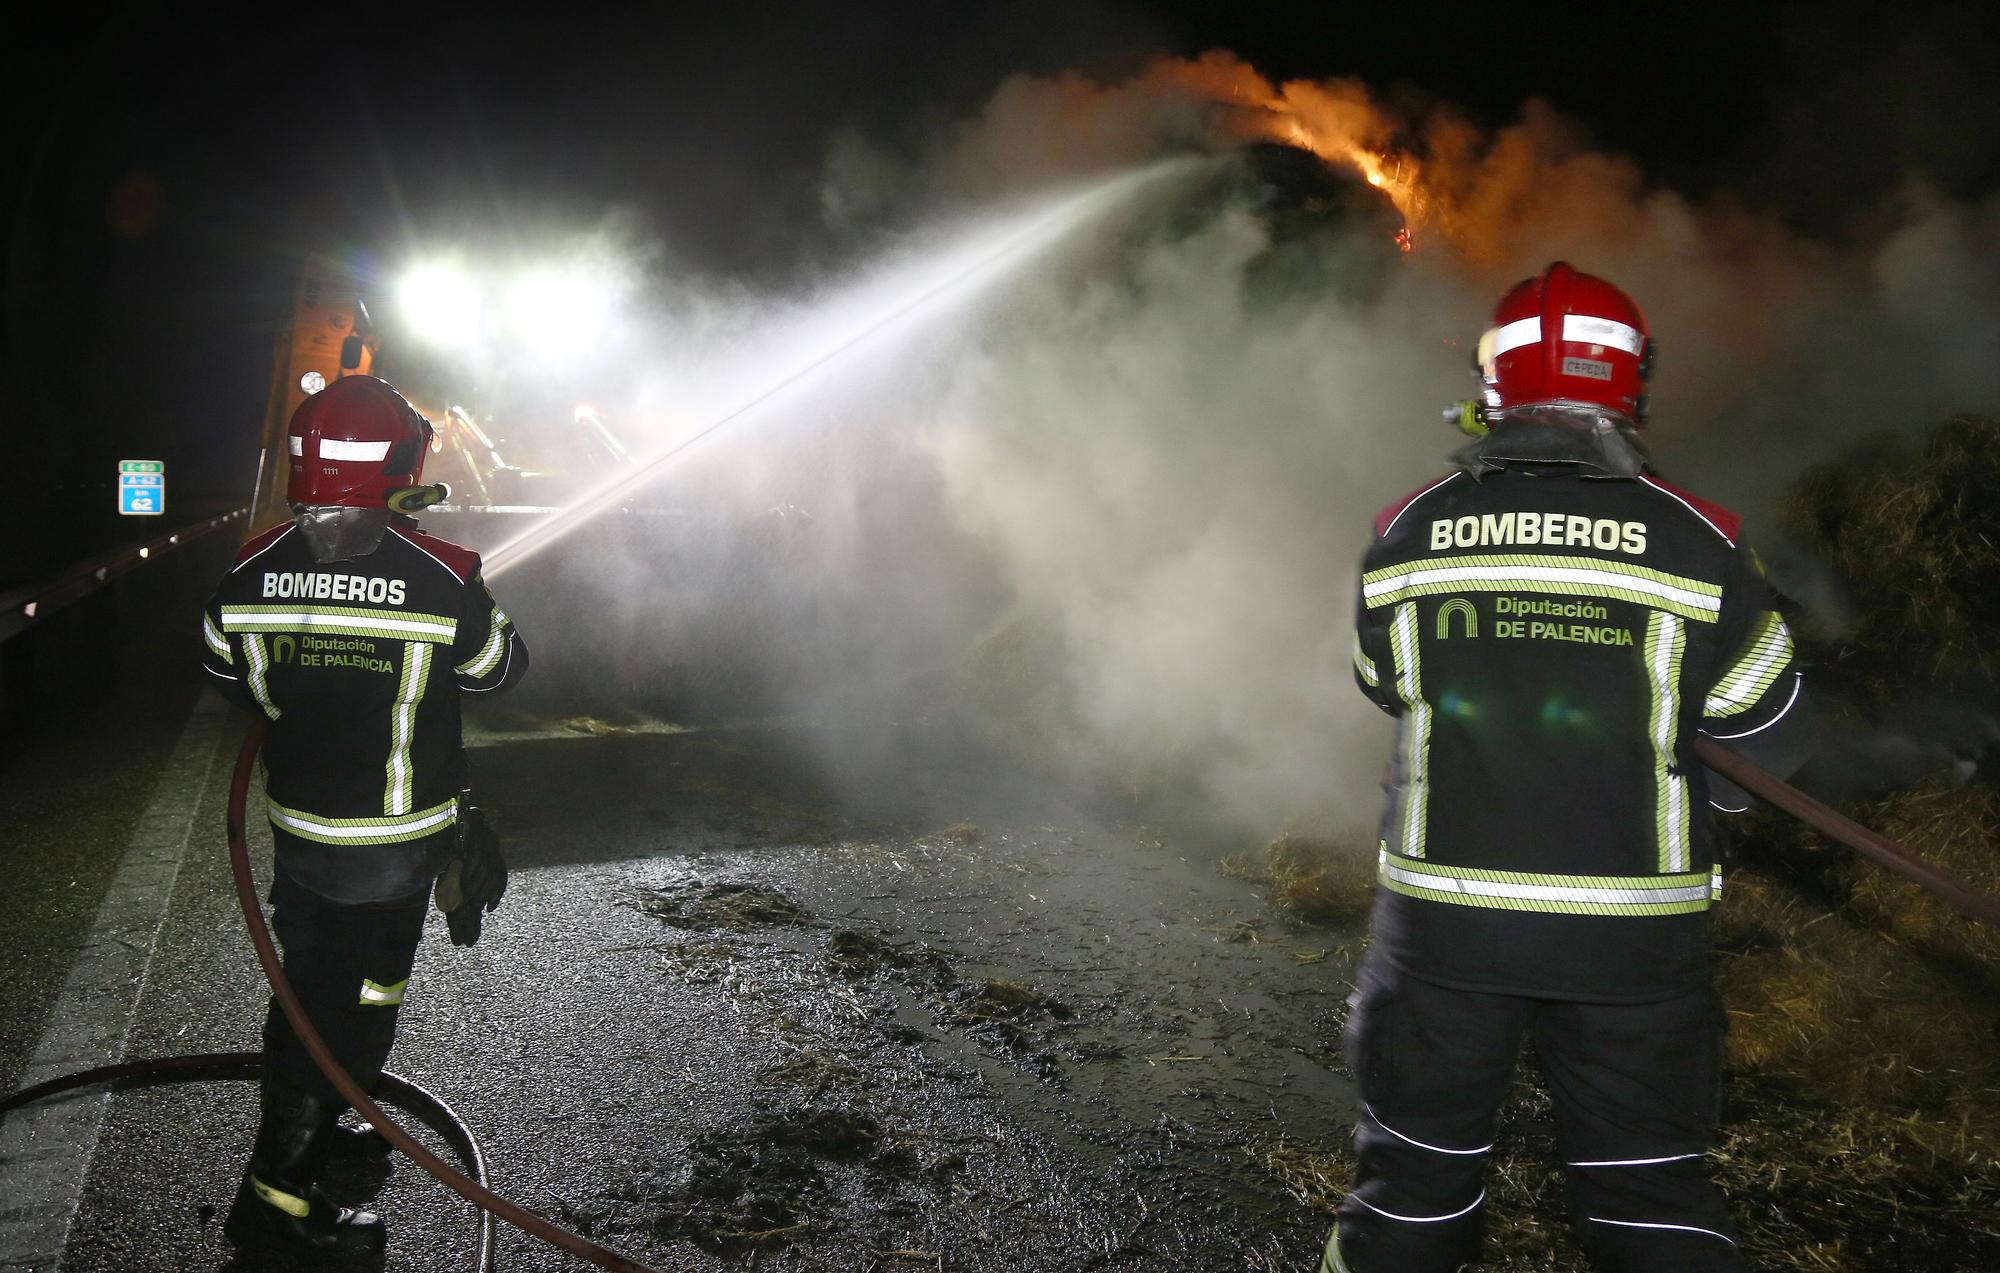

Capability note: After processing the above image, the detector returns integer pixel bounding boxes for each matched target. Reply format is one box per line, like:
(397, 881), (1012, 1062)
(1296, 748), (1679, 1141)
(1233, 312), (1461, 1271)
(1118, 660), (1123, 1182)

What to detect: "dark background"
(7, 0), (1999, 587)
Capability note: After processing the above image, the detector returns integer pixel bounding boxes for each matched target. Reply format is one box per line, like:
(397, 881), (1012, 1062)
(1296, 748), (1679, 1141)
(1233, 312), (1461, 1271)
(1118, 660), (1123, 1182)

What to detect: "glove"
(435, 799), (508, 947)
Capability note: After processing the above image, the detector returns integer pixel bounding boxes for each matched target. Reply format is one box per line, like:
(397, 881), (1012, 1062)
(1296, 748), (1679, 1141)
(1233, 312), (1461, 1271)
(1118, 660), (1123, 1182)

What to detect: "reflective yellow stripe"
(221, 604), (457, 644)
(1352, 635), (1380, 688)
(359, 977), (407, 1007)
(1381, 850), (1717, 916)
(267, 797), (457, 845)
(202, 614), (232, 662)
(455, 607), (510, 677)
(385, 643), (431, 815)
(243, 634), (281, 721)
(1389, 602), (1430, 858)
(1321, 1227), (1354, 1273)
(251, 1175), (310, 1218)
(1362, 554), (1722, 624)
(1705, 611), (1793, 717)
(1644, 613), (1691, 872)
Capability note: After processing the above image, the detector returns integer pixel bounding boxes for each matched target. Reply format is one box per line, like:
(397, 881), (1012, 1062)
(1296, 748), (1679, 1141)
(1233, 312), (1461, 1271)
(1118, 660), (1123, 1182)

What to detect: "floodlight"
(397, 263), (485, 349)
(504, 266), (618, 359)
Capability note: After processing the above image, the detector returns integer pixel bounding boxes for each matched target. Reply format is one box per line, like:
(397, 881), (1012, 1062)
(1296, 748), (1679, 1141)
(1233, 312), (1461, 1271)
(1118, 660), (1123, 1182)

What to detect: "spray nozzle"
(1444, 400), (1489, 438)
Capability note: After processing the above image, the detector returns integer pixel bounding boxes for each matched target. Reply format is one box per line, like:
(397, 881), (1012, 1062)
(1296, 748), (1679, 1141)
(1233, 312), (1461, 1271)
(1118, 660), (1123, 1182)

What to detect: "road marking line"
(0, 691), (230, 1271)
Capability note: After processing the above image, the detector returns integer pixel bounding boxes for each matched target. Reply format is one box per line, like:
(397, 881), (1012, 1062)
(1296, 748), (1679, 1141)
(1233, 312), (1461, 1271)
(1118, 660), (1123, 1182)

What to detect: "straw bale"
(1220, 829), (1376, 923)
(1781, 414), (2000, 702)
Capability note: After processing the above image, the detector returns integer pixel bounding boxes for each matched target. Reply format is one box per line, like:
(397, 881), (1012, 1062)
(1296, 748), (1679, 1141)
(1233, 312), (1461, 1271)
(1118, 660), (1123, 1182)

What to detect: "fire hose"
(5, 726), (1996, 1271)
(1693, 736), (2000, 929)
(0, 721), (665, 1273)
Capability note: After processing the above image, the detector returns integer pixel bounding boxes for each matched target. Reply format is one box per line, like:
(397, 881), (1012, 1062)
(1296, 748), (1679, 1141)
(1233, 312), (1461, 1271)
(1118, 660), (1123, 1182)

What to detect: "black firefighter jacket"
(1353, 433), (1804, 1002)
(201, 519), (528, 905)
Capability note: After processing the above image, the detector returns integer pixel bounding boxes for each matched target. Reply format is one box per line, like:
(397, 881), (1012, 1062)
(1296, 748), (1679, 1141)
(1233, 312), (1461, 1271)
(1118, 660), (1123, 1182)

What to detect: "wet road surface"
(7, 647), (1366, 1271)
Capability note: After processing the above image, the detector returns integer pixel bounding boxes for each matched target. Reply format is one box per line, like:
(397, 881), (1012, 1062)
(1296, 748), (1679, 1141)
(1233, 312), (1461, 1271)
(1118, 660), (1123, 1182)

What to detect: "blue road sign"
(118, 460), (165, 516)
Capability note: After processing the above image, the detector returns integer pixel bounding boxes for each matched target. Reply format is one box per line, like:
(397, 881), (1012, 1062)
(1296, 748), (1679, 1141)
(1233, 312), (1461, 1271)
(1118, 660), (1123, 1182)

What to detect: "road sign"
(118, 460), (165, 516)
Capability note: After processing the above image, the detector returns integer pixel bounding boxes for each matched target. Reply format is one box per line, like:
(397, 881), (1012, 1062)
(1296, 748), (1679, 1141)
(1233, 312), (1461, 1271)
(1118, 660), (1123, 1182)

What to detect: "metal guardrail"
(0, 508), (250, 644)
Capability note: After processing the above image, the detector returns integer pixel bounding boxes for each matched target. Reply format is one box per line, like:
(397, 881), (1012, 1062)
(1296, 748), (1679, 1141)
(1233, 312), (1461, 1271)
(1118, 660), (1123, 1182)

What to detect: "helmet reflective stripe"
(1562, 313), (1644, 355)
(1379, 850), (1717, 914)
(320, 438), (395, 462)
(358, 977), (407, 1007)
(287, 436), (304, 456)
(1481, 316), (1543, 361)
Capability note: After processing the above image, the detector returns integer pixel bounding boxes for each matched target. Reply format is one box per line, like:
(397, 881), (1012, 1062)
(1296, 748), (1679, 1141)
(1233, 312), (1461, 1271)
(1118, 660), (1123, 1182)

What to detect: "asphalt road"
(0, 559), (1365, 1273)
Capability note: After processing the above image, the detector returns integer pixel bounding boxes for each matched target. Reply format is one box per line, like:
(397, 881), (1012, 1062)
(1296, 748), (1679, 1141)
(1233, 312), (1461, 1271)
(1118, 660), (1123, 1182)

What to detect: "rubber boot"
(223, 1072), (386, 1262)
(326, 1118), (396, 1160)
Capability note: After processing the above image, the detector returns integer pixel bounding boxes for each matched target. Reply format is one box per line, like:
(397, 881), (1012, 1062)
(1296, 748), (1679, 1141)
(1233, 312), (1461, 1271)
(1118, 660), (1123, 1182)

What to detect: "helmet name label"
(1429, 514), (1646, 555)
(1561, 357), (1613, 381)
(262, 571), (407, 605)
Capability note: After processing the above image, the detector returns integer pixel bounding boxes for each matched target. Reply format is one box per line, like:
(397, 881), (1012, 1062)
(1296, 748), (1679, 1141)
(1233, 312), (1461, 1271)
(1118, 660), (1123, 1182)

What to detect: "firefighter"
(1325, 263), (1808, 1273)
(200, 375), (526, 1260)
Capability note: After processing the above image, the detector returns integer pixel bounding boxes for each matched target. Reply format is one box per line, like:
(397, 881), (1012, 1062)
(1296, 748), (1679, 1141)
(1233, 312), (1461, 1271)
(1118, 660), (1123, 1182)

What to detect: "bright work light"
(503, 266), (619, 360)
(397, 263), (485, 349)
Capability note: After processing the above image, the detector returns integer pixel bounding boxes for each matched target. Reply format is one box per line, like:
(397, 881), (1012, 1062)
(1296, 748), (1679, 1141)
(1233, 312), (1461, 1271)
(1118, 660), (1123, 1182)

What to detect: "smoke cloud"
(494, 53), (2000, 836)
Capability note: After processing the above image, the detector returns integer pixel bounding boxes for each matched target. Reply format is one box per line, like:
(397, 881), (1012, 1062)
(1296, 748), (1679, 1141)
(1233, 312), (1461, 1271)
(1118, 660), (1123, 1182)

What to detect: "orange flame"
(1148, 54), (1427, 250)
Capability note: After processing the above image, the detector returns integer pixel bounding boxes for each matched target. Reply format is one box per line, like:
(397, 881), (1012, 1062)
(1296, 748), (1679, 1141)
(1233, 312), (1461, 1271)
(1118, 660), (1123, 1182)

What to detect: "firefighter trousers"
(263, 872), (429, 1107)
(1324, 955), (1744, 1273)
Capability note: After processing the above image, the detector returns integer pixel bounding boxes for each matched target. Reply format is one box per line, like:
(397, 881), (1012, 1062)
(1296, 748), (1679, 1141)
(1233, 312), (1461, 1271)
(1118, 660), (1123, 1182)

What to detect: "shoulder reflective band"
(1380, 850), (1719, 915)
(1645, 613), (1692, 873)
(242, 634), (281, 720)
(386, 643), (433, 815)
(267, 797), (458, 845)
(1389, 602), (1431, 859)
(221, 604), (458, 644)
(1705, 611), (1794, 717)
(359, 977), (407, 1007)
(1352, 634), (1380, 688)
(1362, 555), (1722, 624)
(203, 613), (232, 663)
(455, 606), (512, 678)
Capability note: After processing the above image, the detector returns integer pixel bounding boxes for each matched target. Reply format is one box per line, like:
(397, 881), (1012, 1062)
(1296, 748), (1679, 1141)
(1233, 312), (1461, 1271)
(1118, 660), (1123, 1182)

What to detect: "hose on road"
(0, 720), (666, 1273)
(7, 725), (1995, 1272)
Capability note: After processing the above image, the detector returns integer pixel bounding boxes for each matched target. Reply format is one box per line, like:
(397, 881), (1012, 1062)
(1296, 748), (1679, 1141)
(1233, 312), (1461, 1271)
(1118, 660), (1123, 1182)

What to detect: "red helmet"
(1477, 262), (1654, 424)
(286, 375), (433, 507)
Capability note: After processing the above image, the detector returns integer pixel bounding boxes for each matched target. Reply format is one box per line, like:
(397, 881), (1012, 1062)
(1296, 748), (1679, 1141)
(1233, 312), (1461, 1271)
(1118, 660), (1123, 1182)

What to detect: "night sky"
(7, 0), (1998, 585)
